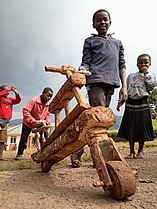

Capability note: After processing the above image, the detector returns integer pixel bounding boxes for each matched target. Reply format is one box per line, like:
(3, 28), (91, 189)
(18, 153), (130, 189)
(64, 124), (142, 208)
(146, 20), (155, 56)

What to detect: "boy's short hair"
(42, 87), (53, 94)
(92, 9), (111, 22)
(137, 54), (151, 62)
(0, 85), (7, 92)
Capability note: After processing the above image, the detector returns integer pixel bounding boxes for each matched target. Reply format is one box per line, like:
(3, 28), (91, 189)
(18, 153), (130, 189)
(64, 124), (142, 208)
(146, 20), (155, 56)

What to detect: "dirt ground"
(0, 146), (157, 209)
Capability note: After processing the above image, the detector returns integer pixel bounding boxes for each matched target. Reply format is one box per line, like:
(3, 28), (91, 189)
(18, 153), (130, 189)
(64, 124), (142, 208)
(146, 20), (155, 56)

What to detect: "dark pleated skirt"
(117, 97), (154, 142)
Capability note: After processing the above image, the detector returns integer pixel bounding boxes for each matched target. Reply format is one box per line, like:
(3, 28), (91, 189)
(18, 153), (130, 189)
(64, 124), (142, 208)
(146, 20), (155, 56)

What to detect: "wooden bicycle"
(31, 65), (136, 200)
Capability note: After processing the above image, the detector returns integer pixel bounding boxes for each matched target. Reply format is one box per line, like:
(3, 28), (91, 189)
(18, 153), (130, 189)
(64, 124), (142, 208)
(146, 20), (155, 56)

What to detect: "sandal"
(136, 152), (144, 159)
(125, 153), (136, 159)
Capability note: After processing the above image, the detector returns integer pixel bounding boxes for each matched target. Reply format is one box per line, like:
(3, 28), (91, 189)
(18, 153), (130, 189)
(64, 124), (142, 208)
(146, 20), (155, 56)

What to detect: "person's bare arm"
(119, 68), (128, 101)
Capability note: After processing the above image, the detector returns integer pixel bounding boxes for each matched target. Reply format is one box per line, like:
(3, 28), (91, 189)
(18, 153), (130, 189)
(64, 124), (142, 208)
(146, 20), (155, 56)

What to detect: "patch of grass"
(0, 160), (39, 171)
(152, 119), (157, 130)
(145, 139), (157, 148)
(0, 149), (40, 171)
(82, 154), (92, 162)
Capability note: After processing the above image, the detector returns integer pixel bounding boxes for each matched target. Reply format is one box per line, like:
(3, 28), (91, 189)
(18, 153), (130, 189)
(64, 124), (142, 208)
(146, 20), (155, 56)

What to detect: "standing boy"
(70, 9), (128, 167)
(0, 85), (21, 160)
(15, 87), (53, 160)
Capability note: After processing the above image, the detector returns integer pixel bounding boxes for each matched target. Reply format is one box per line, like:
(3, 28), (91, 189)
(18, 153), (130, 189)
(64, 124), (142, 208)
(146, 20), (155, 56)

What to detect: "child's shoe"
(15, 154), (23, 160)
(136, 152), (143, 159)
(71, 159), (82, 168)
(126, 153), (136, 159)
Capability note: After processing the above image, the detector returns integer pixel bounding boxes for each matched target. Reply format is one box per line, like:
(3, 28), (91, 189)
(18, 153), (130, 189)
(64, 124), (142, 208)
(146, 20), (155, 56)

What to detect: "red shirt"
(0, 89), (21, 119)
(22, 95), (51, 129)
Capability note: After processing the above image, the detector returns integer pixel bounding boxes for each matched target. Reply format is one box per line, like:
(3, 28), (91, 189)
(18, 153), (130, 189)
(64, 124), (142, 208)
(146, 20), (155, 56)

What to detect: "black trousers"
(87, 83), (114, 107)
(17, 123), (49, 155)
(17, 123), (32, 155)
(71, 83), (114, 163)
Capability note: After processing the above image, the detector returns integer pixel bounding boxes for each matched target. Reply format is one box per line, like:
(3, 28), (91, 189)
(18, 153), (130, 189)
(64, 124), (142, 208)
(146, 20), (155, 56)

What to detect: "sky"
(0, 0), (157, 121)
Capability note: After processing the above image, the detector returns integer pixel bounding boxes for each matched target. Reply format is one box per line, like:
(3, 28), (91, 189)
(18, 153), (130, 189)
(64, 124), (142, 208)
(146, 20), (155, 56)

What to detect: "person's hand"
(36, 120), (49, 126)
(77, 66), (91, 76)
(116, 99), (125, 112)
(116, 102), (121, 112)
(119, 86), (128, 102)
(45, 121), (51, 125)
(36, 120), (44, 126)
(42, 120), (49, 126)
(141, 66), (149, 74)
(10, 87), (18, 94)
(78, 66), (86, 71)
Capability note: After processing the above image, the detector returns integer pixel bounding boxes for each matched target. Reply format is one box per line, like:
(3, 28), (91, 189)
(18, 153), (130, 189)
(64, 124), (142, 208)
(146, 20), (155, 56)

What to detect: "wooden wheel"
(41, 160), (55, 172)
(105, 161), (136, 200)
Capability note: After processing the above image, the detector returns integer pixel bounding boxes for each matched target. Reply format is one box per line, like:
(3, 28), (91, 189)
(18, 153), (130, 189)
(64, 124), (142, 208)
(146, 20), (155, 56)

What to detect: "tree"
(149, 88), (157, 111)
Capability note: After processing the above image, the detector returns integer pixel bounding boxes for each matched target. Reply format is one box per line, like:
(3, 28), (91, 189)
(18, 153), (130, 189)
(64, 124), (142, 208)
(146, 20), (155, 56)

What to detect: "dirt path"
(0, 147), (157, 209)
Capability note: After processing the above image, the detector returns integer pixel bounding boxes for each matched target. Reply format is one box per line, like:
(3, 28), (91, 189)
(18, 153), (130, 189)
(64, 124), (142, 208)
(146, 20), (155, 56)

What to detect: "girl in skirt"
(117, 54), (157, 159)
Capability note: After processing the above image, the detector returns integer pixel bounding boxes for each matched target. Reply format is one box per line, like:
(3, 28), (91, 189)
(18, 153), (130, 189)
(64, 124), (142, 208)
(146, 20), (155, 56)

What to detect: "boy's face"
(41, 90), (53, 104)
(93, 11), (111, 36)
(3, 85), (9, 97)
(137, 56), (151, 74)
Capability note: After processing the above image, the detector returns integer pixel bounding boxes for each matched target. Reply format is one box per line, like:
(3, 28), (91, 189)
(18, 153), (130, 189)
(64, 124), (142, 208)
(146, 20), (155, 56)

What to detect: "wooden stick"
(89, 142), (113, 188)
(72, 86), (87, 106)
(32, 125), (51, 133)
(109, 137), (127, 164)
(63, 99), (71, 116)
(55, 109), (61, 127)
(45, 65), (76, 76)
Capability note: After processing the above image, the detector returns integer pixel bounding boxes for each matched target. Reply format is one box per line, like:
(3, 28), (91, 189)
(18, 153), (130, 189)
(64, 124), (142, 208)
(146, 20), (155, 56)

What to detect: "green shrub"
(108, 129), (125, 142)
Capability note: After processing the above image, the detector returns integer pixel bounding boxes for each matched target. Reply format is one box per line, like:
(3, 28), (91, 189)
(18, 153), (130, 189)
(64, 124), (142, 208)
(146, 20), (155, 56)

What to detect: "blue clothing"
(0, 118), (9, 128)
(81, 34), (126, 88)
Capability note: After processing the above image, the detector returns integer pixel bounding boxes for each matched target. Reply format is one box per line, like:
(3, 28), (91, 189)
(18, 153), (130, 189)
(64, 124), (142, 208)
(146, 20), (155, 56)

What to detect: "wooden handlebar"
(45, 66), (64, 74)
(45, 65), (76, 77)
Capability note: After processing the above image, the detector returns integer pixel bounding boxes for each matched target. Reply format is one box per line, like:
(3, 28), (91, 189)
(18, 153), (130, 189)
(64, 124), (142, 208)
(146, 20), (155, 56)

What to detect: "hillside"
(109, 115), (122, 130)
(9, 119), (22, 126)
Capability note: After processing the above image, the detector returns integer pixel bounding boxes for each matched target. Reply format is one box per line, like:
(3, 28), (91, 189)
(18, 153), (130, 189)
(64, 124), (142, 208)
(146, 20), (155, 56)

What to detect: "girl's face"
(137, 56), (151, 74)
(93, 11), (111, 36)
